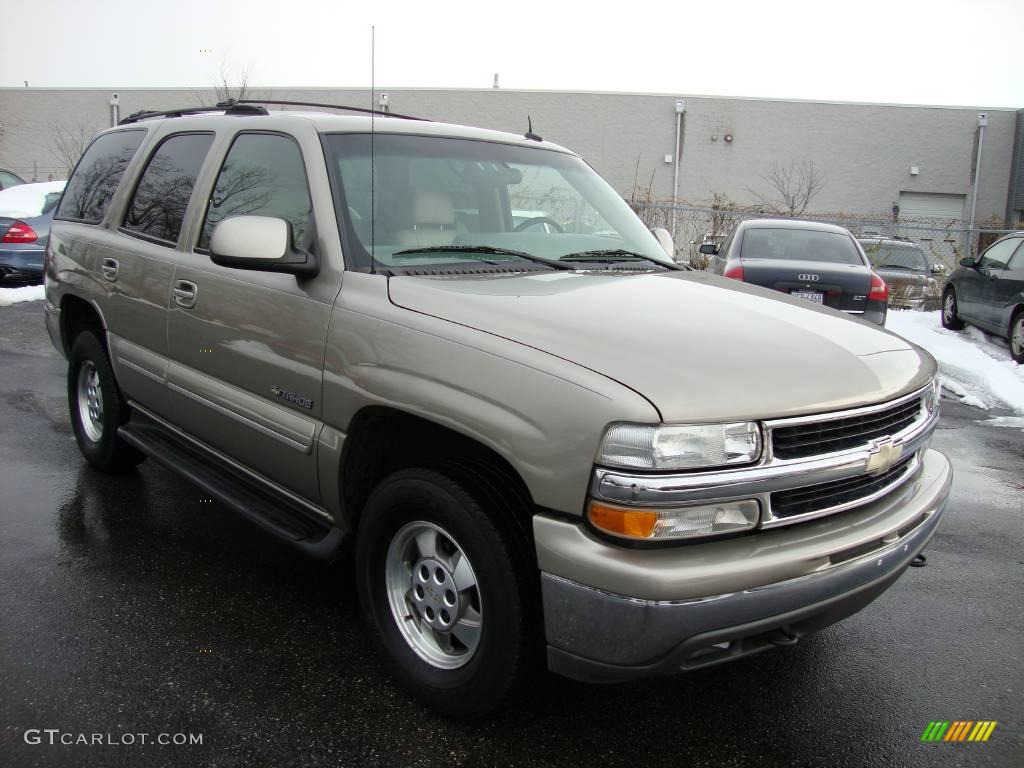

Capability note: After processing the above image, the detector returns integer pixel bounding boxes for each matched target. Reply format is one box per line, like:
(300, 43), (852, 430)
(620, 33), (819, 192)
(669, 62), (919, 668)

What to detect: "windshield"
(740, 228), (863, 265)
(860, 242), (929, 272)
(323, 133), (670, 271)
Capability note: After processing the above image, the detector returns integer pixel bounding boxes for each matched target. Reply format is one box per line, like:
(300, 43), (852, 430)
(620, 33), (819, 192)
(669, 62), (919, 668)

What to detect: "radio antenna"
(369, 25), (376, 275)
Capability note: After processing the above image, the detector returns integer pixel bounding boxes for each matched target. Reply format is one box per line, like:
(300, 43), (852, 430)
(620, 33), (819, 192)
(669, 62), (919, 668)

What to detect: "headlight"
(597, 422), (762, 470)
(589, 499), (760, 541)
(922, 378), (941, 414)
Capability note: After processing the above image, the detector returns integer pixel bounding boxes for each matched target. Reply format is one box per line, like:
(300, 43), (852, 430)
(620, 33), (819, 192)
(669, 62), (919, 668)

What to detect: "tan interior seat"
(394, 189), (457, 248)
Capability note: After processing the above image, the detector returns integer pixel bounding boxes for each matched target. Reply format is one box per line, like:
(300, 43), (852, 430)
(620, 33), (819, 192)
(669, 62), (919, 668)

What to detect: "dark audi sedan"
(703, 219), (888, 325)
(942, 232), (1024, 363)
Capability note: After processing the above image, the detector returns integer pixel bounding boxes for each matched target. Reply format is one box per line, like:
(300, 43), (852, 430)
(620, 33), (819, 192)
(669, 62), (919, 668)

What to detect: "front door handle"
(173, 280), (198, 309)
(101, 257), (119, 282)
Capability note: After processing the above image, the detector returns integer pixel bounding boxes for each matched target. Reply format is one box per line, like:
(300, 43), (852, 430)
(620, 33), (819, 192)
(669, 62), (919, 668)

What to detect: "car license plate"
(791, 290), (824, 304)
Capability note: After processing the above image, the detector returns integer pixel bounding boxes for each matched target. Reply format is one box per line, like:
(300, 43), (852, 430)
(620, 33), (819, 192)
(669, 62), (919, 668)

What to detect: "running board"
(118, 418), (345, 560)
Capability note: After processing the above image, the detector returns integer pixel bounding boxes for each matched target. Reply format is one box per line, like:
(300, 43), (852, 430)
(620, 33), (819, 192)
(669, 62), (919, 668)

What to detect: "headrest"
(412, 189), (455, 226)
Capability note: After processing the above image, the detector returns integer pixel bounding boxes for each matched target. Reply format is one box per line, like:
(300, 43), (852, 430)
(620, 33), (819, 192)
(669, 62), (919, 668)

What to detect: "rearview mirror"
(930, 263), (946, 275)
(210, 215), (318, 277)
(699, 243), (719, 255)
(958, 256), (977, 268)
(652, 227), (674, 258)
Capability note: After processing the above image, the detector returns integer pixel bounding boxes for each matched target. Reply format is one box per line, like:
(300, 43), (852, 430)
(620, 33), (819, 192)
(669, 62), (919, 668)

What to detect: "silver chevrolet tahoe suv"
(44, 105), (952, 718)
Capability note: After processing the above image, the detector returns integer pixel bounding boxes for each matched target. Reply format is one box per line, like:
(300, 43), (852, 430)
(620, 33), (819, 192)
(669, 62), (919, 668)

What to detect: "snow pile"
(986, 416), (1024, 432)
(0, 180), (66, 218)
(886, 310), (1024, 414)
(0, 284), (45, 306)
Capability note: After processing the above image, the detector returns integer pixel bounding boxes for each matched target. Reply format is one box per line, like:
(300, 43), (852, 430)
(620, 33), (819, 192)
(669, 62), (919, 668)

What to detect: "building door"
(897, 192), (966, 222)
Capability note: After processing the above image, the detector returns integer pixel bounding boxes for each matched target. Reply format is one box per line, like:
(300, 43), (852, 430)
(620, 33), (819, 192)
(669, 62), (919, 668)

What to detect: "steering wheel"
(513, 216), (564, 233)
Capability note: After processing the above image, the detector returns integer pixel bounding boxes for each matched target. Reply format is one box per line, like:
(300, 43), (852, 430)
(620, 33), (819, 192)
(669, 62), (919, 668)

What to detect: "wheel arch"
(60, 294), (108, 358)
(338, 405), (536, 542)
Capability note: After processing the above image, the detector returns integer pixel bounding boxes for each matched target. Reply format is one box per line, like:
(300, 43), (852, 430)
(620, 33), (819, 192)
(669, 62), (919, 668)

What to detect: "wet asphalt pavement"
(1, 299), (1022, 768)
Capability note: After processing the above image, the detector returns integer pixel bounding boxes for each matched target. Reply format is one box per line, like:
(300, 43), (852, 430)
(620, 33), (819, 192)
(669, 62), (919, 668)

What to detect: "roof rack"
(117, 98), (429, 126)
(119, 102), (268, 125)
(228, 98), (428, 121)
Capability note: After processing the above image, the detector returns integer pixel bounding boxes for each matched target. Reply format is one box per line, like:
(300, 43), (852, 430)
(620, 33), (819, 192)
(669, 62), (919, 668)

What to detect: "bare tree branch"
(748, 160), (825, 216)
(214, 62), (252, 103)
(52, 117), (98, 177)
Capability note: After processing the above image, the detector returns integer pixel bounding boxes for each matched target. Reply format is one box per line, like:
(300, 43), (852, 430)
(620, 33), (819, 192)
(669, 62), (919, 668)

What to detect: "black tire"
(67, 331), (145, 472)
(941, 288), (964, 330)
(355, 467), (537, 719)
(1010, 310), (1024, 365)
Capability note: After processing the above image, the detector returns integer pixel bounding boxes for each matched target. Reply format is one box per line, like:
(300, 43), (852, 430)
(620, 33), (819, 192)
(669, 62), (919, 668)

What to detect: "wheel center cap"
(411, 557), (459, 631)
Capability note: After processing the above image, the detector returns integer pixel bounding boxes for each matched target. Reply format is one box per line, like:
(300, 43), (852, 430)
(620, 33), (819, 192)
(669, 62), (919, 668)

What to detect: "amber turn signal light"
(588, 501), (658, 538)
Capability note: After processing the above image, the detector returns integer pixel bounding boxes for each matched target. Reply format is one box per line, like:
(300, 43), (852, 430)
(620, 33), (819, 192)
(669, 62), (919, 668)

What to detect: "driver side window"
(1009, 242), (1024, 270)
(979, 237), (1020, 270)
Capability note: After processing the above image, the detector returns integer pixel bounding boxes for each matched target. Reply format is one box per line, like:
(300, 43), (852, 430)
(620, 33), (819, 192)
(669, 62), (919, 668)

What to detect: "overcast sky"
(2, 0), (1020, 107)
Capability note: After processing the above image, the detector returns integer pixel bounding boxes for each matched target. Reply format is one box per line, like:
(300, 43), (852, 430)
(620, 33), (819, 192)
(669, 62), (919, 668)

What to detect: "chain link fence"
(629, 200), (1018, 271)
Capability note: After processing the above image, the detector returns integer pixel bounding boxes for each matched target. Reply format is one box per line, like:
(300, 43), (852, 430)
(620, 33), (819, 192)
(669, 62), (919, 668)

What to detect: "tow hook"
(765, 628), (799, 647)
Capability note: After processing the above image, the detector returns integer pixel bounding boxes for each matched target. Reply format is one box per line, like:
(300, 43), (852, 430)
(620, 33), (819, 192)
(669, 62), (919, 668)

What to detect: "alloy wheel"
(384, 521), (483, 669)
(76, 361), (104, 442)
(943, 294), (955, 324)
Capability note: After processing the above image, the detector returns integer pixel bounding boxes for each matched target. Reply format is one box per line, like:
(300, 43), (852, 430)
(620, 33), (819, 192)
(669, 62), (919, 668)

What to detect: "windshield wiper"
(558, 249), (685, 270)
(391, 245), (573, 270)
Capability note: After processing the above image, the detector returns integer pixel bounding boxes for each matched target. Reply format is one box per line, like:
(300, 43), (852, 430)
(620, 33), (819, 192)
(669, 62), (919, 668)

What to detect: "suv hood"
(388, 270), (935, 422)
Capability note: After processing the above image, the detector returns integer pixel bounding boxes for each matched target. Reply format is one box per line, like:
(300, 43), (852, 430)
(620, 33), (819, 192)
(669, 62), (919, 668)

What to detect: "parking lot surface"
(1, 300), (1022, 768)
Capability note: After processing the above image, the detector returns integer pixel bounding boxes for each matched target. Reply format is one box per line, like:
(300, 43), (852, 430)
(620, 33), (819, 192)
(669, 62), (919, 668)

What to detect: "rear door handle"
(173, 280), (198, 309)
(101, 257), (119, 282)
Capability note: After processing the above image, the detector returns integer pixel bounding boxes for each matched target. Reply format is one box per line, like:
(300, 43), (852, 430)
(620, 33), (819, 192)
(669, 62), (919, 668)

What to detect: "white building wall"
(0, 87), (1016, 225)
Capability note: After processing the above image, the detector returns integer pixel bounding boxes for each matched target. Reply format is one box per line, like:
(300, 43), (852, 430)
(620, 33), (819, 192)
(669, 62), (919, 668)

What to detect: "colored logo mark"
(921, 721), (997, 742)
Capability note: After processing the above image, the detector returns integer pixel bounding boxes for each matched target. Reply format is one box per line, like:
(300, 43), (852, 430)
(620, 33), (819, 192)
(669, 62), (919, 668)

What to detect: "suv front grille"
(771, 396), (922, 460)
(770, 455), (915, 519)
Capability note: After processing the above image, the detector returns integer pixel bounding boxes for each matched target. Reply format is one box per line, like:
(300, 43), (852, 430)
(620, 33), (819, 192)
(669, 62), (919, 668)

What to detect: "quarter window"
(55, 130), (146, 224)
(123, 133), (214, 244)
(199, 133), (312, 250)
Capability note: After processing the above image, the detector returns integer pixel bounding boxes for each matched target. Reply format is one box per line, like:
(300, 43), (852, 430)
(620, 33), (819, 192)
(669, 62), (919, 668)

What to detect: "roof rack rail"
(228, 98), (429, 121)
(119, 103), (268, 125)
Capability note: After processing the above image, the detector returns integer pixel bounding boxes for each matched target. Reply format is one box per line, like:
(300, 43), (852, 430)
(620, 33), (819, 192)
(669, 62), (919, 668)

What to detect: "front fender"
(323, 273), (660, 517)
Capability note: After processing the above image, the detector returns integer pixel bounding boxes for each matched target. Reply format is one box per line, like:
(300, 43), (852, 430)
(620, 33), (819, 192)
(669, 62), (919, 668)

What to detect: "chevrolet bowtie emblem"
(865, 437), (902, 475)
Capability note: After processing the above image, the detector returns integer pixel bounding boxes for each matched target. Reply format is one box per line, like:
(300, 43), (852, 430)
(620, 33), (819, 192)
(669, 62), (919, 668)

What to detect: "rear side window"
(199, 133), (312, 250)
(56, 130), (145, 224)
(0, 170), (23, 189)
(123, 133), (214, 245)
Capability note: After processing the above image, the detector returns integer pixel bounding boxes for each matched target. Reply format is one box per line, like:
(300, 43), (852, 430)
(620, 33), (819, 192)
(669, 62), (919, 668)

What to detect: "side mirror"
(652, 227), (674, 258)
(930, 263), (945, 275)
(958, 256), (976, 268)
(699, 243), (719, 255)
(210, 215), (318, 277)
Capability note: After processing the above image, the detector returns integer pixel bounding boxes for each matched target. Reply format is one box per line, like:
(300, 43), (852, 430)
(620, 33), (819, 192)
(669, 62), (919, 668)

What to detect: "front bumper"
(536, 448), (951, 682)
